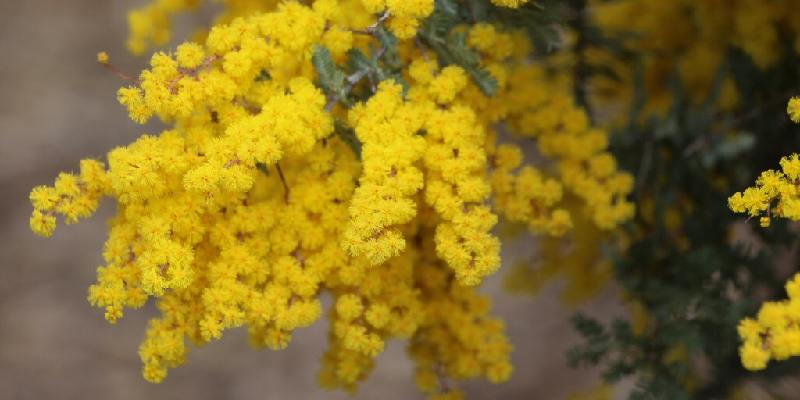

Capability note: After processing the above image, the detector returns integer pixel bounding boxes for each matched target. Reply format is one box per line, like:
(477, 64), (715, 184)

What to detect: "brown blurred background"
(0, 1), (630, 399)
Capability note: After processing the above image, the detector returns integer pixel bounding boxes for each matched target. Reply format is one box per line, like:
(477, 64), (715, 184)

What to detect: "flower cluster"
(497, 64), (635, 231)
(789, 96), (800, 123)
(30, 160), (110, 237)
(342, 81), (426, 265)
(360, 0), (435, 39)
(737, 274), (800, 371)
(409, 62), (503, 286)
(728, 154), (800, 227)
(731, 98), (800, 370)
(409, 222), (512, 398)
(30, 0), (633, 397)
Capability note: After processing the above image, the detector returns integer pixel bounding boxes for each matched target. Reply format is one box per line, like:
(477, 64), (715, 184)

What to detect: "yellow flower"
(740, 342), (770, 371)
(342, 81), (426, 265)
(788, 96), (800, 123)
(32, 2), (635, 394)
(97, 51), (109, 64)
(175, 42), (205, 69)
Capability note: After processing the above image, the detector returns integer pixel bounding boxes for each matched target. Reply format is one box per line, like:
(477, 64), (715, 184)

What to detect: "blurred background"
(0, 1), (632, 399)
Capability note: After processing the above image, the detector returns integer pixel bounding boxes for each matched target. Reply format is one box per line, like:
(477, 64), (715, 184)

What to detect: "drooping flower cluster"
(342, 81), (426, 265)
(29, 0), (634, 397)
(409, 220), (512, 398)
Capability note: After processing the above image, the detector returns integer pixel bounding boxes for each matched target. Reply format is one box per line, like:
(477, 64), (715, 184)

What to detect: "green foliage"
(417, 0), (561, 95)
(315, 3), (800, 396)
(311, 0), (566, 157)
(418, 0), (498, 95)
(481, 0), (563, 52)
(568, 44), (800, 398)
(334, 120), (362, 159)
(312, 45), (349, 105)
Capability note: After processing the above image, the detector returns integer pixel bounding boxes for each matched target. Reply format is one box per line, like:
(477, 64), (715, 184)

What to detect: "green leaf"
(334, 120), (362, 159)
(374, 26), (402, 71)
(312, 45), (348, 102)
(255, 162), (269, 175)
(347, 48), (375, 75)
(418, 7), (499, 96)
(255, 69), (271, 82)
(447, 30), (498, 95)
(486, 0), (563, 52)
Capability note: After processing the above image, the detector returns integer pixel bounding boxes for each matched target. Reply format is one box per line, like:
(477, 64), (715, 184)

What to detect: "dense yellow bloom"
(435, 23), (636, 234)
(411, 65), (502, 286)
(321, 236), (424, 390)
(490, 143), (572, 236)
(31, 0), (635, 397)
(342, 81), (426, 265)
(736, 284), (800, 371)
(410, 221), (512, 395)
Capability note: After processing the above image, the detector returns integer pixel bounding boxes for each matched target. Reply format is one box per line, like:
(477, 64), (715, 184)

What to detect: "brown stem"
(276, 162), (290, 204)
(100, 61), (137, 82)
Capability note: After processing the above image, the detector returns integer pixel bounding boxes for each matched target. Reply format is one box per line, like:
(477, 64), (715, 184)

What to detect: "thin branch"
(349, 10), (391, 36)
(569, 0), (593, 120)
(276, 162), (290, 204)
(325, 69), (371, 111)
(98, 59), (137, 82)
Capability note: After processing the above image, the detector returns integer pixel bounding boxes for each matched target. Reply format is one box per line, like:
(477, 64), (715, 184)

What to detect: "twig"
(462, 0), (477, 23)
(415, 36), (430, 61)
(368, 11), (391, 31)
(682, 95), (786, 158)
(325, 69), (371, 111)
(635, 132), (654, 202)
(349, 11), (391, 36)
(99, 59), (137, 82)
(569, 0), (593, 120)
(276, 162), (290, 204)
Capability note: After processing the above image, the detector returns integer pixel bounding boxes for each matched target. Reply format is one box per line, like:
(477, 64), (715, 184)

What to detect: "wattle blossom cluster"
(343, 81), (426, 265)
(730, 99), (800, 371)
(737, 276), (800, 371)
(728, 154), (800, 228)
(29, 0), (632, 398)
